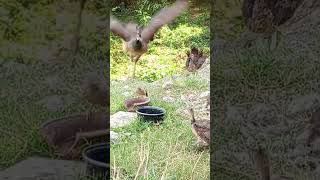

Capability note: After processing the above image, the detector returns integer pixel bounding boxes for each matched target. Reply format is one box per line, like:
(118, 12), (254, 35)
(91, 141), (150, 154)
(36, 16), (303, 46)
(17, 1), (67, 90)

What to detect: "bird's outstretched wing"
(142, 0), (189, 42)
(110, 16), (131, 41)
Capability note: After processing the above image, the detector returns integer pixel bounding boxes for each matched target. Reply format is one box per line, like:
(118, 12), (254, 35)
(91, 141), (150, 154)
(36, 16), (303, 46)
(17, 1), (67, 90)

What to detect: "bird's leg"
(132, 55), (141, 78)
(132, 60), (137, 78)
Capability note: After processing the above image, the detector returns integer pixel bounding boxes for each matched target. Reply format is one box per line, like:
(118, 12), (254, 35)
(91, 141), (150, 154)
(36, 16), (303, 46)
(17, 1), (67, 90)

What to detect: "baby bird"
(186, 47), (207, 72)
(242, 0), (302, 49)
(124, 87), (150, 112)
(110, 0), (189, 77)
(189, 108), (210, 147)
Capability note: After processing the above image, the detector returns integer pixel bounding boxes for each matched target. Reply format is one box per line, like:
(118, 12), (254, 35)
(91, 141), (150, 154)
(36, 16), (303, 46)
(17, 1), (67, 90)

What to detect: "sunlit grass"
(110, 7), (210, 82)
(110, 78), (210, 179)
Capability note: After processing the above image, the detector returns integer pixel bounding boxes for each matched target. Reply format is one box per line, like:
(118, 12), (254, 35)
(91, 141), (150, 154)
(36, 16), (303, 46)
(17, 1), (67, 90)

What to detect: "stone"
(163, 96), (175, 103)
(287, 94), (320, 115)
(110, 111), (137, 128)
(0, 157), (85, 180)
(110, 131), (119, 143)
(162, 80), (173, 90)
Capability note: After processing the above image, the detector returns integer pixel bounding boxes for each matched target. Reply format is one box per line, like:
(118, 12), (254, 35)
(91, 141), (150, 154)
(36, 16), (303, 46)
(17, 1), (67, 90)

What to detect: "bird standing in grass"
(189, 108), (210, 147)
(186, 47), (207, 72)
(110, 0), (189, 78)
(242, 0), (302, 49)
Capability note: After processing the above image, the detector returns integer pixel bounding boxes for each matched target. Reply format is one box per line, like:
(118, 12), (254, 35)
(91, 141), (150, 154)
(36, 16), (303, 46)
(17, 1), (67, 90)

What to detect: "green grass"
(110, 1), (210, 178)
(110, 76), (210, 179)
(110, 2), (210, 82)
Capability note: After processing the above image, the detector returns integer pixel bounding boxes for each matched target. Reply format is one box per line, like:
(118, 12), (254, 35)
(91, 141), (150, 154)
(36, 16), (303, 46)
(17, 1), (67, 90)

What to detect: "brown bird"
(242, 0), (302, 32)
(242, 0), (302, 49)
(81, 72), (108, 107)
(186, 47), (207, 72)
(189, 108), (210, 147)
(110, 0), (189, 77)
(255, 147), (293, 180)
(124, 87), (150, 112)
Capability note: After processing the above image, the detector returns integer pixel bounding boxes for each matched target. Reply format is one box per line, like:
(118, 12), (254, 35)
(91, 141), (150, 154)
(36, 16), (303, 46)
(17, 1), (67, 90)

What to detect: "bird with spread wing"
(110, 0), (189, 78)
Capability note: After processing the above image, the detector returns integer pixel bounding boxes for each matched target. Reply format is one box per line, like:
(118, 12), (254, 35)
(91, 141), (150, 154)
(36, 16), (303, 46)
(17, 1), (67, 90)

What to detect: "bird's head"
(132, 26), (143, 50)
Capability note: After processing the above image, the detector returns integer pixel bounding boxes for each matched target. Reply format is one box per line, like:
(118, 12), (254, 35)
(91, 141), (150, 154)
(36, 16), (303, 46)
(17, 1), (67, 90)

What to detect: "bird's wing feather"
(110, 16), (131, 41)
(141, 0), (188, 42)
(125, 23), (138, 37)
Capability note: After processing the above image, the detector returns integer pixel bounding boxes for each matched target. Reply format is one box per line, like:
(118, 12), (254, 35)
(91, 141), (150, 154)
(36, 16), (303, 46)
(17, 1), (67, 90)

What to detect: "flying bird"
(110, 0), (189, 77)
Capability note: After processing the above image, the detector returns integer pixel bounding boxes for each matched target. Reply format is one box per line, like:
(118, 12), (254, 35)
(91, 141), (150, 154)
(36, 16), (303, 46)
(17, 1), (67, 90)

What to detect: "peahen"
(185, 47), (207, 72)
(242, 0), (302, 49)
(189, 108), (210, 147)
(110, 0), (189, 77)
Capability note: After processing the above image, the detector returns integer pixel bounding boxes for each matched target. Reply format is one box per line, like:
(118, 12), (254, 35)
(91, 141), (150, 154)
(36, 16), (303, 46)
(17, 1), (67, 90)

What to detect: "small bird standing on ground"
(242, 0), (302, 49)
(189, 108), (210, 147)
(110, 0), (189, 77)
(185, 47), (207, 72)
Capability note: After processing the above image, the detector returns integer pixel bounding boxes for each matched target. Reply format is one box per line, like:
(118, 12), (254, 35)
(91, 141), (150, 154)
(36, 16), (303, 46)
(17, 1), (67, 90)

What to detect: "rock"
(110, 131), (119, 142)
(287, 94), (320, 115)
(0, 157), (85, 180)
(163, 96), (175, 103)
(110, 111), (137, 128)
(162, 80), (173, 90)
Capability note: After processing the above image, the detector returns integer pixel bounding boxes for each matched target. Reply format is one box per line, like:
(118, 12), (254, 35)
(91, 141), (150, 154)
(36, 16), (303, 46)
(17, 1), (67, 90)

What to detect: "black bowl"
(136, 106), (166, 123)
(82, 143), (109, 179)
